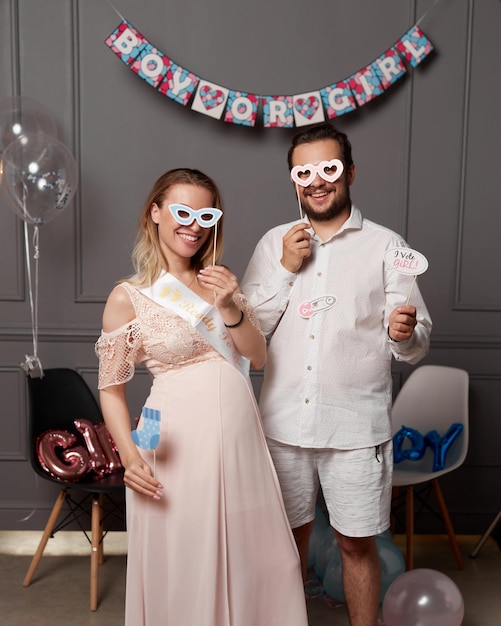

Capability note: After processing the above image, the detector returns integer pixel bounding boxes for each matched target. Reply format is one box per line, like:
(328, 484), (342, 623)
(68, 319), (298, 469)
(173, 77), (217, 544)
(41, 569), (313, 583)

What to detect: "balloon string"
(23, 221), (40, 358)
(19, 473), (39, 522)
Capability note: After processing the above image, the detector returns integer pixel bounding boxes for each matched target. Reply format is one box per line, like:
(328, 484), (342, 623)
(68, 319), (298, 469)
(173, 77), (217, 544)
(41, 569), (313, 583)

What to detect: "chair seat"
(35, 468), (125, 493)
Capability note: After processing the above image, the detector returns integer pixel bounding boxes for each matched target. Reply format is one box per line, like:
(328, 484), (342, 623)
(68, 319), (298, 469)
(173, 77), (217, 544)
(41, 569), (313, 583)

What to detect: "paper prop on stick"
(168, 202), (222, 265)
(384, 246), (429, 304)
(290, 159), (344, 220)
(132, 407), (161, 478)
(132, 407), (161, 450)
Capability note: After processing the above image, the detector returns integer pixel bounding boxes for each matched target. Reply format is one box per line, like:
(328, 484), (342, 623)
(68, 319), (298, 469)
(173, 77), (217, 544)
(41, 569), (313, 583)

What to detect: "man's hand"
(388, 305), (417, 342)
(281, 223), (312, 273)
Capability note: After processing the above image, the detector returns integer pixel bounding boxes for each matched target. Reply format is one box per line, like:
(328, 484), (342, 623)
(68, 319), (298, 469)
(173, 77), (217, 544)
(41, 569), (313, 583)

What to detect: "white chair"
(390, 365), (469, 570)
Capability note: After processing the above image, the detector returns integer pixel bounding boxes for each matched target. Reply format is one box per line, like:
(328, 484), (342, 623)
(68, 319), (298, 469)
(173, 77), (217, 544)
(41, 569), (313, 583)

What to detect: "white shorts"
(267, 439), (393, 537)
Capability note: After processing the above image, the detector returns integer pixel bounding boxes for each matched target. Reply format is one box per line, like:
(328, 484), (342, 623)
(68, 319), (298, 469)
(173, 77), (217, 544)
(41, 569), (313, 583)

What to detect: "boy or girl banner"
(105, 19), (434, 128)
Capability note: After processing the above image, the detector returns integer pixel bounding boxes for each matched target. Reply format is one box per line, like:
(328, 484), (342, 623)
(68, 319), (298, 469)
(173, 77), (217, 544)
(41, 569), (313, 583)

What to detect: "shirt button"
(310, 335), (315, 340)
(288, 281), (294, 287)
(307, 365), (312, 371)
(305, 399), (310, 404)
(317, 272), (322, 277)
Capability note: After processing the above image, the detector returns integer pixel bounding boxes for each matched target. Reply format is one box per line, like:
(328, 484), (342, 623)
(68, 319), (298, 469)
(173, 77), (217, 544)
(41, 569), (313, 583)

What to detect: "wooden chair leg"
(405, 486), (414, 571)
(90, 494), (103, 611)
(97, 497), (105, 565)
(23, 489), (68, 587)
(432, 479), (464, 569)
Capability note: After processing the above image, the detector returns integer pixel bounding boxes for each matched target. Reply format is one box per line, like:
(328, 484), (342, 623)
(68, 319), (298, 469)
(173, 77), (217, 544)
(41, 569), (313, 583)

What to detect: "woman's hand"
(122, 454), (164, 499)
(198, 265), (266, 369)
(198, 265), (241, 319)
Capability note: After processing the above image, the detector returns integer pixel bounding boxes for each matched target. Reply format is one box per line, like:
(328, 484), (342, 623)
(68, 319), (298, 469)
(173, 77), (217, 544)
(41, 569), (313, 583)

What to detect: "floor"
(0, 532), (500, 625)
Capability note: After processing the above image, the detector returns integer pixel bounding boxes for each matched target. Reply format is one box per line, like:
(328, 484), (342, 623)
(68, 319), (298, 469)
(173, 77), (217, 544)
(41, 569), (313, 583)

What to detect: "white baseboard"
(0, 530), (127, 556)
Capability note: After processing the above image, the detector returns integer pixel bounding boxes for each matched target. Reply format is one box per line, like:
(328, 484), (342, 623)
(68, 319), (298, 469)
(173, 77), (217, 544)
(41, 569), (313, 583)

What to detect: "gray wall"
(1, 0), (500, 534)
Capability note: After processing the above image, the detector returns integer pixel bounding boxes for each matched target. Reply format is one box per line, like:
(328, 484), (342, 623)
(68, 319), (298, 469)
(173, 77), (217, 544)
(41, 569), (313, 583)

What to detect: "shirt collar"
(308, 205), (362, 243)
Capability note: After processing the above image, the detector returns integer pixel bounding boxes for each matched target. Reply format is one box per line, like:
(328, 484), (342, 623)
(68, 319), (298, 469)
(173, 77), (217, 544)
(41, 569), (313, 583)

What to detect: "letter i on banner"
(347, 60), (385, 107)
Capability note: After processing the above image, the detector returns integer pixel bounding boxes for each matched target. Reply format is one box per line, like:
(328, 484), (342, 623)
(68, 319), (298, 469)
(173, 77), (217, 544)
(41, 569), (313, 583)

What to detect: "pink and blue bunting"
(105, 19), (435, 128)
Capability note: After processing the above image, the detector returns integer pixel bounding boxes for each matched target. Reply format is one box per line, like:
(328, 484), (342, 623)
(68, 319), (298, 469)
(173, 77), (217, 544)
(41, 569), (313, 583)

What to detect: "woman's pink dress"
(96, 283), (308, 626)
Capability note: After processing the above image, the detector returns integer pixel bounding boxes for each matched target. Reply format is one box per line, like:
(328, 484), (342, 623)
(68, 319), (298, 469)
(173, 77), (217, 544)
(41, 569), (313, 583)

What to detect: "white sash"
(138, 272), (250, 380)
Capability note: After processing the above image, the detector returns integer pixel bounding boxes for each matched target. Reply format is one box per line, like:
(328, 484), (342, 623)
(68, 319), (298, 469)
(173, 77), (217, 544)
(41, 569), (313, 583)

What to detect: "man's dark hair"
(287, 123), (354, 170)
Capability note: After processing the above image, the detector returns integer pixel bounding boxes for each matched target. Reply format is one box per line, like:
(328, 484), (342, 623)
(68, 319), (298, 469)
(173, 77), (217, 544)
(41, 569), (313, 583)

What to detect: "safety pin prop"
(299, 295), (337, 319)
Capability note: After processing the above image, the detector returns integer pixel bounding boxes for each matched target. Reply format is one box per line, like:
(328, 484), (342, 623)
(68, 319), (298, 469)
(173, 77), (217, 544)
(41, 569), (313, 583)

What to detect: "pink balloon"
(74, 419), (108, 477)
(0, 96), (57, 155)
(37, 430), (90, 481)
(0, 130), (77, 225)
(383, 568), (464, 626)
(94, 421), (122, 474)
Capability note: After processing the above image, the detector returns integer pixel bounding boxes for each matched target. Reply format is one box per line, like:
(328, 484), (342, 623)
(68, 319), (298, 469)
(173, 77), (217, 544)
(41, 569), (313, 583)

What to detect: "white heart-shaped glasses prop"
(290, 159), (344, 187)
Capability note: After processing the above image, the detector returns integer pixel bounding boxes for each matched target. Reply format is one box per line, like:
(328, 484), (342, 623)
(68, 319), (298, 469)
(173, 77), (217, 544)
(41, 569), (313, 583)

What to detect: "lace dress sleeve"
(95, 320), (142, 389)
(234, 292), (265, 338)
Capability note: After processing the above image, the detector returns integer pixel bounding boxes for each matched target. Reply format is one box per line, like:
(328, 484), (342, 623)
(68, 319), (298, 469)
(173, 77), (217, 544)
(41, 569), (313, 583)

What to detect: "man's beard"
(301, 187), (351, 222)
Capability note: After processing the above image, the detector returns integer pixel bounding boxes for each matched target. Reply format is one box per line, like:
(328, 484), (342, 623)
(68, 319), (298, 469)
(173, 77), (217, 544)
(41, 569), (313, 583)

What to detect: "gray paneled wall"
(1, 0), (500, 534)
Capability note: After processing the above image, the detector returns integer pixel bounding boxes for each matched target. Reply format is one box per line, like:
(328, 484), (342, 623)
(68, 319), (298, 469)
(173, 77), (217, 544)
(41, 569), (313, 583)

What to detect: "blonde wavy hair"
(128, 168), (224, 287)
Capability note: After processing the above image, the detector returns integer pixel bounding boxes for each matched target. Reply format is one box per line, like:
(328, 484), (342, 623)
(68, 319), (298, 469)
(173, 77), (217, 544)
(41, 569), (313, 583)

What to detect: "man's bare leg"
(335, 532), (381, 626)
(293, 520), (314, 582)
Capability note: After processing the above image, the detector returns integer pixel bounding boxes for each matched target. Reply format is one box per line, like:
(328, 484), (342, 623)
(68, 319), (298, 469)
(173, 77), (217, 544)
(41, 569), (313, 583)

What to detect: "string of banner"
(105, 2), (440, 128)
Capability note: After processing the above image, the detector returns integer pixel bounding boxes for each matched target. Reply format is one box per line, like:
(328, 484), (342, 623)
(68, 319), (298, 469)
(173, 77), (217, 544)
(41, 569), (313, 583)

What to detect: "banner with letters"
(105, 19), (434, 129)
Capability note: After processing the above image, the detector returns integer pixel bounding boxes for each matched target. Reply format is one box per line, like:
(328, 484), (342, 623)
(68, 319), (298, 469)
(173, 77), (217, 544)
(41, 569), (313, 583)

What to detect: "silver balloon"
(0, 131), (78, 225)
(0, 96), (57, 155)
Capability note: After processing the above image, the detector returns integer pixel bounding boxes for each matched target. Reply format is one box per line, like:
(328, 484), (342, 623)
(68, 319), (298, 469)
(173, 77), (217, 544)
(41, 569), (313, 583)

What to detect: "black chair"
(22, 368), (125, 611)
